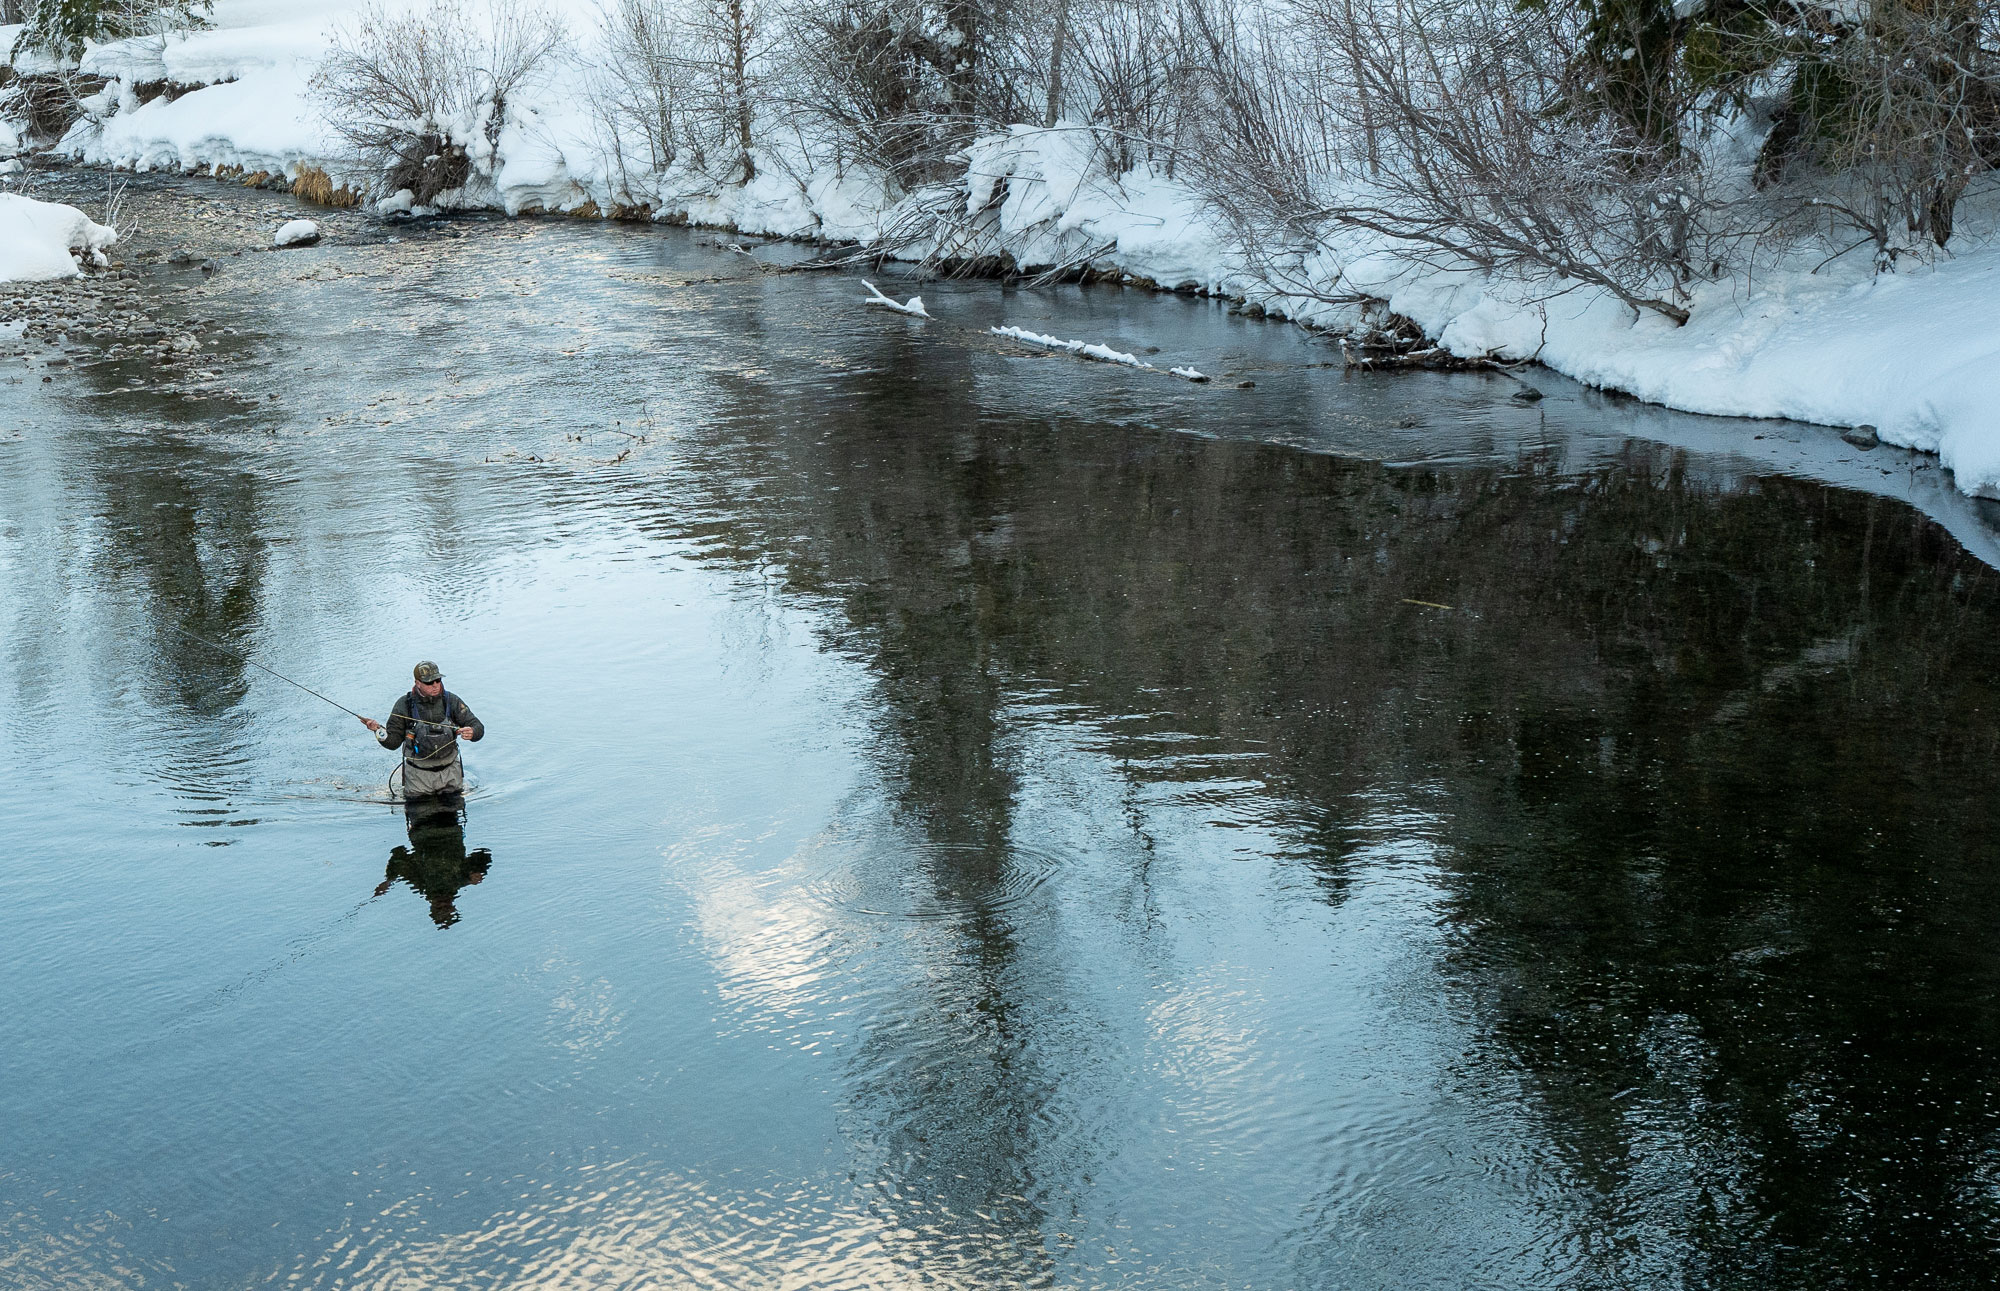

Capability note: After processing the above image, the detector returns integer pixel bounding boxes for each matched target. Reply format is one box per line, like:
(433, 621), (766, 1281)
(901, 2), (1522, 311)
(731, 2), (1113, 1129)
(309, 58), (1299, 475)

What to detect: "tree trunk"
(1044, 0), (1068, 128)
(726, 0), (755, 182)
(942, 0), (980, 122)
(1926, 173), (1965, 248)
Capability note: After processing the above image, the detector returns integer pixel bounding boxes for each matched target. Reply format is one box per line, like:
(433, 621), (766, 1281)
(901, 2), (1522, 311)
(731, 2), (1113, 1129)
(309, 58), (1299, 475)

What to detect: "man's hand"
(457, 726), (475, 739)
(361, 717), (382, 734)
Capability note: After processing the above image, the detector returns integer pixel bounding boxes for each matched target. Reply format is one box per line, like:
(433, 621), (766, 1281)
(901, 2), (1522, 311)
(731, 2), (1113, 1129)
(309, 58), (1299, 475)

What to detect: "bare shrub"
(1177, 1), (1326, 229)
(4, 70), (108, 144)
(782, 0), (1043, 185)
(1182, 0), (1736, 323)
(311, 0), (567, 203)
(1061, 0), (1205, 173)
(781, 0), (943, 184)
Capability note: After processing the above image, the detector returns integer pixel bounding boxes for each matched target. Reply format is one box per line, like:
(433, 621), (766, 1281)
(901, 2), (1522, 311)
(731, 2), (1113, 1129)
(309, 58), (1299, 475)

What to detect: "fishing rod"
(167, 624), (464, 733)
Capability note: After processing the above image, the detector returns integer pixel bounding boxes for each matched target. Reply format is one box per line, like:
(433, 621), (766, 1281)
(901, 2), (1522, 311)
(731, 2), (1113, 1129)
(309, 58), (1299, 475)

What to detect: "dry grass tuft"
(290, 165), (363, 208)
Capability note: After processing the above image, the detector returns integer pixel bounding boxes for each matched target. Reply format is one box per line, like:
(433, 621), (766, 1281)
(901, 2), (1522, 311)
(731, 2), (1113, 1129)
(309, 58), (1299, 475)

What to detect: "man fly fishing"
(361, 661), (484, 798)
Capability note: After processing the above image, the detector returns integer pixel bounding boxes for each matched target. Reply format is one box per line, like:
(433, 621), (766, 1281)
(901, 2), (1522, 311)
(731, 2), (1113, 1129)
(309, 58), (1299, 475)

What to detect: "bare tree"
(721, 0), (759, 179)
(592, 0), (689, 186)
(1064, 0), (1204, 173)
(591, 0), (764, 198)
(1043, 0), (1069, 125)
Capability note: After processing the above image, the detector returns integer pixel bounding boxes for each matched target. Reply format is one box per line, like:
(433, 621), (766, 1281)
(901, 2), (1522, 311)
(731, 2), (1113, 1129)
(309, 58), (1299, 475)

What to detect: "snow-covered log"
(989, 324), (1156, 369)
(862, 280), (930, 318)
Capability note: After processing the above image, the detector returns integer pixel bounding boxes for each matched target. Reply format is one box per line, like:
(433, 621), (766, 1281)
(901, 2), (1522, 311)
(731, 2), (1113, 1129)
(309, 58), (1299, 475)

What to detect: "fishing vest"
(401, 689), (463, 769)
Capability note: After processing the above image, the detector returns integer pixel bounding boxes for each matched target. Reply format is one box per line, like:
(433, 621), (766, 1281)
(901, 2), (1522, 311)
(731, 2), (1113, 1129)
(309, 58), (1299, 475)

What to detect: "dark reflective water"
(6, 179), (2000, 1288)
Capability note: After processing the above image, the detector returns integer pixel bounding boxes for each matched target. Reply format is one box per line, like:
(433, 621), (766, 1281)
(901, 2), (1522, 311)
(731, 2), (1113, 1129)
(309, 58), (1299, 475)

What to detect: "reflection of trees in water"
(1422, 476), (2000, 1285)
(71, 433), (271, 794)
(835, 904), (1063, 1283)
(826, 526), (1062, 1273)
(754, 362), (1066, 1273)
(676, 350), (2000, 1280)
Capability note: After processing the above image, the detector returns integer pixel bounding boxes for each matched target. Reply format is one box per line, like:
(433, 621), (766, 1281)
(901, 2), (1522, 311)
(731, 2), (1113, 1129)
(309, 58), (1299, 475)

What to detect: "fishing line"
(168, 624), (464, 733)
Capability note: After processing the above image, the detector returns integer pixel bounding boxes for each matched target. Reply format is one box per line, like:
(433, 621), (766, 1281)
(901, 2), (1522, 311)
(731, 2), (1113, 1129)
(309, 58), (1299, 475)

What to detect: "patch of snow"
(377, 189), (415, 216)
(1170, 366), (1209, 382)
(0, 193), (118, 282)
(1521, 251), (2000, 499)
(274, 218), (319, 247)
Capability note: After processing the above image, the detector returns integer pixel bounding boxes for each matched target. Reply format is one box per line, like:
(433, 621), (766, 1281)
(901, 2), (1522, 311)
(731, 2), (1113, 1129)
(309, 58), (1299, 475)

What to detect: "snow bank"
(1528, 255), (2000, 496)
(1322, 232), (2000, 496)
(86, 71), (336, 177)
(7, 1), (2000, 495)
(0, 194), (117, 281)
(79, 2), (349, 83)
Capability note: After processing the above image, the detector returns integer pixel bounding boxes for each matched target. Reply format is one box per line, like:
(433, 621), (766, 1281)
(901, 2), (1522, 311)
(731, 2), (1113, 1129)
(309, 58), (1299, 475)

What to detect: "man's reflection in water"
(375, 793), (492, 929)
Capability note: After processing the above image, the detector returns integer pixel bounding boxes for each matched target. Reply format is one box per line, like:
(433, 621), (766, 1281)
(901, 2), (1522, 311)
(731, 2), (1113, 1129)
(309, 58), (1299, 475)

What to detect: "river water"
(6, 176), (2000, 1289)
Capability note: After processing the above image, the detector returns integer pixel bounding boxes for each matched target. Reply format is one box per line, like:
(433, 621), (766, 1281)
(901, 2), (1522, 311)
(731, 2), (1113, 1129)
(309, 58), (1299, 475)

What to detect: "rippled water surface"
(7, 176), (2000, 1289)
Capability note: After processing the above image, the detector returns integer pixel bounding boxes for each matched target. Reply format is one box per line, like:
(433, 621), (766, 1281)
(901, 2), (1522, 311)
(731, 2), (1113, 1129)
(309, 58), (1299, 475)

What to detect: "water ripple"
(799, 841), (1066, 922)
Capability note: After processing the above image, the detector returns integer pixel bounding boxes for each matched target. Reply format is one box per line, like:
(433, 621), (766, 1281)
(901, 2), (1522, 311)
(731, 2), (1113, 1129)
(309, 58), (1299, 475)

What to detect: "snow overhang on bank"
(1323, 231), (2000, 498)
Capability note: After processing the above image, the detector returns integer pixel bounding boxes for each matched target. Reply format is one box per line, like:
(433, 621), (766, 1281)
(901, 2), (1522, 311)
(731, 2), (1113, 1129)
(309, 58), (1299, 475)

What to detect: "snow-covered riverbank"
(5, 0), (1998, 497)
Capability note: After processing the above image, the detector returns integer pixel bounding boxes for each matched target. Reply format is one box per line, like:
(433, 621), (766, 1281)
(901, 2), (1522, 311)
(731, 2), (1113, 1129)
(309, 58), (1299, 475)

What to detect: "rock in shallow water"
(274, 220), (321, 248)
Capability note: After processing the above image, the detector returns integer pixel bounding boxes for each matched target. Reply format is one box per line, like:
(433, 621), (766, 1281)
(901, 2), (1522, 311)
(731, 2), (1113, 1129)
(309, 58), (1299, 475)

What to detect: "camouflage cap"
(413, 660), (443, 684)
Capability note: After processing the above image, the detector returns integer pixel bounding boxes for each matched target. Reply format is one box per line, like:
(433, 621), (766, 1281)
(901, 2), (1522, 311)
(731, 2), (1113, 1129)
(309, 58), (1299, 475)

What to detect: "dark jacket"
(378, 688), (484, 768)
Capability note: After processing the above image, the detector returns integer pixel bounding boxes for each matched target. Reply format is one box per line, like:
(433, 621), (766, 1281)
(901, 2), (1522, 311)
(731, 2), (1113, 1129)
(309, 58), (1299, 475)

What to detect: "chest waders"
(399, 690), (466, 800)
